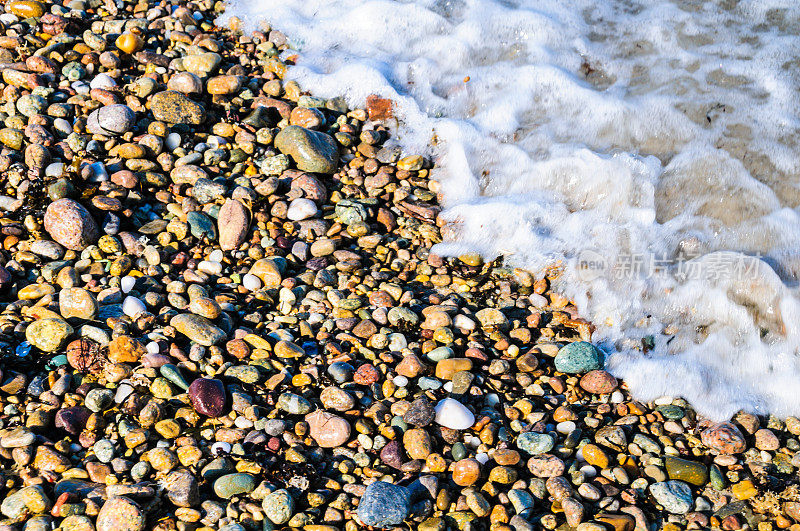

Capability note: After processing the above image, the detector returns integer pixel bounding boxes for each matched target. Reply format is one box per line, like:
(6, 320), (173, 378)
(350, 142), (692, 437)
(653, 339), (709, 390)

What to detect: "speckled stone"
(44, 199), (99, 250)
(357, 481), (412, 528)
(96, 496), (145, 531)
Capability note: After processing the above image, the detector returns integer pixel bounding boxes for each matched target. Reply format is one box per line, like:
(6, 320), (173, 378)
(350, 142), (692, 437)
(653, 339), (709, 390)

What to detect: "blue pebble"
(357, 481), (412, 528)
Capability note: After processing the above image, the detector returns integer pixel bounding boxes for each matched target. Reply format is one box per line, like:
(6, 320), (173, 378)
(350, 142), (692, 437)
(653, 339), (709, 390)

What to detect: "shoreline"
(0, 1), (795, 530)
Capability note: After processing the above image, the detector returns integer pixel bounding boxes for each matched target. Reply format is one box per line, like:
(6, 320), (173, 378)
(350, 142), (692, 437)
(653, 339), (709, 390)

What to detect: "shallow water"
(219, 0), (800, 420)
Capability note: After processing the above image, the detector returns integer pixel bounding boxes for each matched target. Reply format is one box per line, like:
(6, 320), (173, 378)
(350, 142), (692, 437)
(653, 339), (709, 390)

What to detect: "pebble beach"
(0, 1), (797, 531)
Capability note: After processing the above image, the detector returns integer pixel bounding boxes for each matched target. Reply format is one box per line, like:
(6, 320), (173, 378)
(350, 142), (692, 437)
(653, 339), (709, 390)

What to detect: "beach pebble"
(188, 378), (226, 417)
(86, 104), (136, 136)
(306, 410), (351, 447)
(96, 496), (145, 531)
(554, 342), (604, 373)
(356, 481), (412, 528)
(44, 199), (99, 250)
(274, 125), (339, 174)
(649, 480), (693, 514)
(701, 422), (746, 454)
(434, 398), (474, 430)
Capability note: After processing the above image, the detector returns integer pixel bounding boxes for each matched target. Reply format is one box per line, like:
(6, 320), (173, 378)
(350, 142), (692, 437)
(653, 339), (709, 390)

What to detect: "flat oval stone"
(649, 480), (693, 514)
(213, 473), (256, 499)
(305, 410), (350, 447)
(517, 432), (554, 455)
(554, 341), (604, 374)
(86, 104), (136, 136)
(262, 489), (294, 525)
(700, 422), (746, 454)
(170, 313), (225, 346)
(151, 91), (206, 125)
(188, 378), (226, 417)
(217, 199), (249, 251)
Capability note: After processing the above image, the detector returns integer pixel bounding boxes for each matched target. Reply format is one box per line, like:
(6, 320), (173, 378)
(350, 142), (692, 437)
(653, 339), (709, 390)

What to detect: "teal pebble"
(554, 341), (604, 373)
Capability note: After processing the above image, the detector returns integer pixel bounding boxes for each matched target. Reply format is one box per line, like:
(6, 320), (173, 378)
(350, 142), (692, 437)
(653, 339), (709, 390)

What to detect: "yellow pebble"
(116, 33), (144, 54)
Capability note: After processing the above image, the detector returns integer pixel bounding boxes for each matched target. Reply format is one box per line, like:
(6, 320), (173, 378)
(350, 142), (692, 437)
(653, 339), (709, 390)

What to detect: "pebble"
(701, 422), (747, 454)
(649, 480), (693, 514)
(356, 481), (412, 528)
(44, 199), (99, 250)
(274, 126), (340, 174)
(306, 410), (351, 447)
(86, 104), (136, 136)
(188, 378), (226, 417)
(554, 341), (604, 373)
(433, 398), (474, 430)
(96, 497), (145, 531)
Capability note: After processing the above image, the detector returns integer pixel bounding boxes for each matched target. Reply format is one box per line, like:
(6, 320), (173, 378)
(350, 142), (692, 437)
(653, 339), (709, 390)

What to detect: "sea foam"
(219, 0), (800, 420)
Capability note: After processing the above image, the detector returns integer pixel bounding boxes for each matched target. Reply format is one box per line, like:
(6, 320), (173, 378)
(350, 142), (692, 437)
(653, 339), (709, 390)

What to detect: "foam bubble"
(220, 0), (800, 420)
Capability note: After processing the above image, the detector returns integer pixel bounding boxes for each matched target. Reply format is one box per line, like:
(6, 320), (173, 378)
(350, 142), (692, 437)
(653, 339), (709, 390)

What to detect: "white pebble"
(453, 314), (476, 330)
(234, 416), (253, 429)
(209, 249), (223, 262)
(528, 293), (548, 307)
(242, 273), (262, 291)
(434, 398), (475, 430)
(556, 421), (576, 435)
(475, 452), (489, 464)
(207, 135), (227, 147)
(197, 260), (222, 276)
(392, 375), (408, 387)
(45, 163), (64, 178)
(146, 341), (160, 354)
(580, 464), (598, 478)
(165, 132), (182, 151)
(654, 396), (674, 406)
(443, 381), (453, 392)
(287, 198), (319, 221)
(90, 73), (117, 90)
(0, 14), (18, 25)
(120, 276), (136, 294)
(122, 296), (146, 318)
(611, 390), (625, 403)
(211, 442), (231, 455)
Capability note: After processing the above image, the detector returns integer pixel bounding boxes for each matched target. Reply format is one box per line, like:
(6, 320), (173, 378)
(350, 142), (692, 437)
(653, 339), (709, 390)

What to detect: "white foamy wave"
(219, 0), (800, 420)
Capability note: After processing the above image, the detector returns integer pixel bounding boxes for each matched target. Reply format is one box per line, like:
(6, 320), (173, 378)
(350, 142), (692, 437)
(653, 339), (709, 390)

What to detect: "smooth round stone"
(170, 313), (225, 346)
(26, 318), (73, 352)
(404, 397), (436, 427)
(122, 296), (146, 318)
(579, 370), (618, 394)
(452, 458), (481, 486)
(274, 125), (339, 174)
(649, 480), (693, 514)
(262, 489), (294, 525)
(277, 392), (312, 415)
(167, 71), (203, 94)
(306, 410), (350, 447)
(327, 362), (354, 384)
(86, 104), (136, 136)
(320, 386), (356, 411)
(213, 473), (256, 499)
(96, 496), (145, 531)
(242, 273), (261, 291)
(357, 481), (412, 528)
(700, 422), (747, 454)
(554, 341), (604, 373)
(59, 287), (98, 320)
(287, 198), (318, 220)
(90, 73), (117, 90)
(517, 432), (554, 455)
(183, 52), (222, 74)
(1, 485), (50, 519)
(186, 211), (217, 240)
(188, 378), (226, 417)
(44, 199), (99, 250)
(434, 398), (474, 430)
